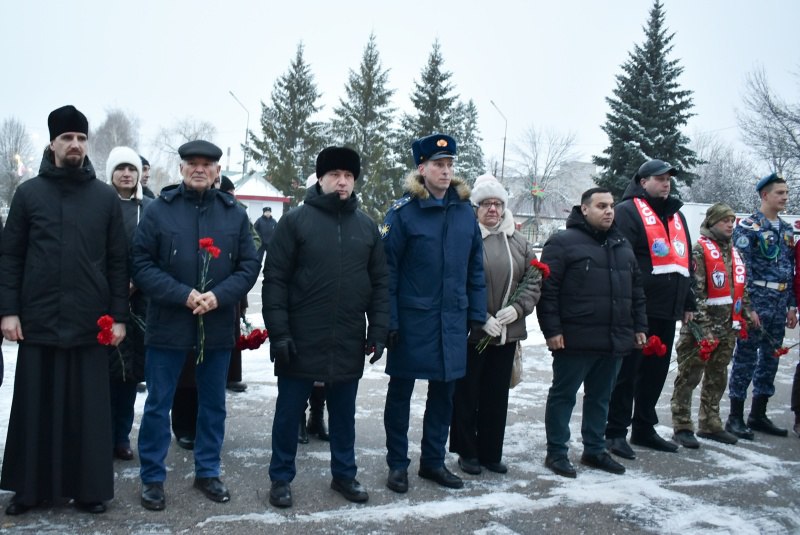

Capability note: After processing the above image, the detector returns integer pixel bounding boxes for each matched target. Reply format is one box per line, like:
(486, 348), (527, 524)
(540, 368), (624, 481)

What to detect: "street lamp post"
(229, 90), (250, 176)
(489, 100), (507, 182)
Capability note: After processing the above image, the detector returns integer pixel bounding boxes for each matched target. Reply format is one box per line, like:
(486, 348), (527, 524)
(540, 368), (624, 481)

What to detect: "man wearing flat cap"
(381, 133), (486, 493)
(725, 172), (796, 439)
(132, 139), (260, 511)
(605, 159), (696, 459)
(0, 105), (129, 514)
(671, 203), (759, 449)
(262, 146), (389, 507)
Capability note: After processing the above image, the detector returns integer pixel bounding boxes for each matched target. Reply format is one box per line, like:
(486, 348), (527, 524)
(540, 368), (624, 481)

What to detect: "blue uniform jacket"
(381, 175), (486, 381)
(733, 210), (795, 308)
(131, 183), (260, 351)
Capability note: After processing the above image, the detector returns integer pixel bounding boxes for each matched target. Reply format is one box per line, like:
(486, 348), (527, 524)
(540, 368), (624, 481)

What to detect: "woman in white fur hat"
(449, 174), (542, 475)
(105, 146), (152, 461)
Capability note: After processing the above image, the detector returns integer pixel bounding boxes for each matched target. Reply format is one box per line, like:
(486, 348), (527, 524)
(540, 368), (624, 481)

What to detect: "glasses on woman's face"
(479, 200), (504, 210)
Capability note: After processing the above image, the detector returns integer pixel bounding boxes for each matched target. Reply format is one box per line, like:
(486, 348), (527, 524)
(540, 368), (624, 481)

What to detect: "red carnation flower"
(531, 259), (550, 280)
(97, 314), (114, 330)
(199, 237), (214, 249)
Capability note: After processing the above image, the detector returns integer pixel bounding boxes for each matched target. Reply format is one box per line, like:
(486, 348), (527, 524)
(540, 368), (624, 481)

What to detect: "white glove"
(482, 316), (503, 337)
(495, 306), (519, 325)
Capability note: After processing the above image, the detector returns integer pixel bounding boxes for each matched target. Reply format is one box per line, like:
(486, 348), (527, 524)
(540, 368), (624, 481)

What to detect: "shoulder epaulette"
(389, 196), (411, 212)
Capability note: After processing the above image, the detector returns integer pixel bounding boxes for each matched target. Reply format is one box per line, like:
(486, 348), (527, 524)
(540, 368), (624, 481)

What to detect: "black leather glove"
(270, 338), (296, 366)
(386, 331), (400, 350)
(366, 340), (387, 364)
(468, 320), (484, 338)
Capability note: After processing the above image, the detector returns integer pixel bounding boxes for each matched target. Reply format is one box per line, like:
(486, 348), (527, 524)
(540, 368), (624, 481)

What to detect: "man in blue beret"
(132, 139), (260, 511)
(381, 134), (486, 493)
(725, 172), (796, 439)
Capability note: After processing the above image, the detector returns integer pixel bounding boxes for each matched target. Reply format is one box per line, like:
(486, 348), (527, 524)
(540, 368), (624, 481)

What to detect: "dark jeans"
(139, 347), (230, 483)
(384, 376), (455, 470)
(607, 317), (676, 439)
(269, 377), (359, 481)
(546, 354), (622, 457)
(450, 342), (515, 463)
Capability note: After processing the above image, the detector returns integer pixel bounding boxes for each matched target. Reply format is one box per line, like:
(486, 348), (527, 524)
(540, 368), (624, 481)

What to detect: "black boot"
(725, 398), (754, 440)
(747, 396), (788, 436)
(307, 386), (329, 441)
(298, 413), (309, 444)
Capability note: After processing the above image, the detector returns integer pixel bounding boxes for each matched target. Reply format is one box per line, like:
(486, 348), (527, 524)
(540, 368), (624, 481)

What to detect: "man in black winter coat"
(538, 188), (647, 479)
(0, 105), (129, 515)
(605, 160), (696, 459)
(263, 147), (389, 508)
(254, 206), (277, 259)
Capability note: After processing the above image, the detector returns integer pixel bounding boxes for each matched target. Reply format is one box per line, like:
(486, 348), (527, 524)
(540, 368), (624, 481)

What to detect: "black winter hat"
(220, 175), (235, 192)
(48, 105), (89, 140)
(140, 155), (150, 168)
(315, 146), (361, 180)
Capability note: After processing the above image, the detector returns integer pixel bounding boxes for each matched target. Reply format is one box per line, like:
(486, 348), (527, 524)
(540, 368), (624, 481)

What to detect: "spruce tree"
(399, 40), (459, 168)
(593, 0), (700, 199)
(250, 43), (323, 205)
(448, 99), (485, 184)
(330, 33), (400, 221)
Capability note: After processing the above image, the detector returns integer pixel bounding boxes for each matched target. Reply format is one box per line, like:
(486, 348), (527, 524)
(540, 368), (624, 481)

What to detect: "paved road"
(0, 285), (798, 534)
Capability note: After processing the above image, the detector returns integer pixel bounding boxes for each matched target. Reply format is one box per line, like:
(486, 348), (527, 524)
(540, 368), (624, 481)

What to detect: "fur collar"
(403, 172), (471, 201)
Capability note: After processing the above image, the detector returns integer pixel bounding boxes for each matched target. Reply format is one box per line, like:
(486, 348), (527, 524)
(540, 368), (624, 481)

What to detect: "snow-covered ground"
(0, 311), (798, 534)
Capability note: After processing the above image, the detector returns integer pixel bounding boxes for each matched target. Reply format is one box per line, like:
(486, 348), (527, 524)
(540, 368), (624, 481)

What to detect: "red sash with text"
(698, 235), (746, 326)
(633, 197), (690, 277)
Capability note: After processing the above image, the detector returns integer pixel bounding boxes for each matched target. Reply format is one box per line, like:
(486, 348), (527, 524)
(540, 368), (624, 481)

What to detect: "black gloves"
(468, 320), (484, 338)
(270, 338), (296, 366)
(366, 340), (387, 364)
(387, 331), (400, 350)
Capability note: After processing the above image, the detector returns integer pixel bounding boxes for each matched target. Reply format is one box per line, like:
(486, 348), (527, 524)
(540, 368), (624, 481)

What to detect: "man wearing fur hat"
(263, 146), (389, 507)
(132, 139), (260, 511)
(605, 159), (696, 459)
(0, 105), (129, 515)
(671, 203), (758, 449)
(381, 134), (486, 493)
(105, 146), (152, 462)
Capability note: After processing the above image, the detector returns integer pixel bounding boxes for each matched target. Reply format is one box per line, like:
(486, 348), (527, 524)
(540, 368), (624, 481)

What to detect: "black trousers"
(449, 342), (515, 463)
(606, 316), (676, 439)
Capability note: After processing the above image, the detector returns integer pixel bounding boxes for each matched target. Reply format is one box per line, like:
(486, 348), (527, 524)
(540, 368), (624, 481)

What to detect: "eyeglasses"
(478, 201), (504, 209)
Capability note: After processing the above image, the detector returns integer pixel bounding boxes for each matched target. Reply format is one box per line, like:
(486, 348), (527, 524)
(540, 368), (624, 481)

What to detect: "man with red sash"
(671, 204), (758, 448)
(606, 159), (696, 459)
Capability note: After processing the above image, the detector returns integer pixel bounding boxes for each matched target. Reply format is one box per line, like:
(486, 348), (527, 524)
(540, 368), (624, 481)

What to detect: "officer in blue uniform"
(726, 172), (796, 439)
(381, 134), (486, 493)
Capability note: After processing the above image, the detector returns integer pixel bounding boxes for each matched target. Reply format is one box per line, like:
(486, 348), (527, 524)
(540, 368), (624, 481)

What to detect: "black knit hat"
(48, 105), (89, 140)
(220, 175), (235, 193)
(315, 147), (361, 180)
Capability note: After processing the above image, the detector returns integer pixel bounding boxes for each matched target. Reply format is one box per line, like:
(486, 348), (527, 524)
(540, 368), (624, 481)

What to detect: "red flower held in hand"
(642, 335), (667, 357)
(97, 314), (114, 330)
(199, 237), (214, 249)
(697, 338), (719, 362)
(531, 259), (550, 279)
(774, 346), (790, 358)
(97, 314), (115, 345)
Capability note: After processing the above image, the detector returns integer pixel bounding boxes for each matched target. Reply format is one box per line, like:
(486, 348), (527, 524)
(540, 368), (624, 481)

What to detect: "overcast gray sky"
(2, 0), (798, 177)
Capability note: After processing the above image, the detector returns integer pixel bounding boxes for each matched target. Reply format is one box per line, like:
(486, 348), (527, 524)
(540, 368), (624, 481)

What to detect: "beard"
(62, 153), (84, 168)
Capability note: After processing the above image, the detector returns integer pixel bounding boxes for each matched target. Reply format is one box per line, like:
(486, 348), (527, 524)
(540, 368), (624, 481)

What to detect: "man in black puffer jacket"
(538, 188), (647, 479)
(263, 147), (389, 508)
(605, 160), (697, 459)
